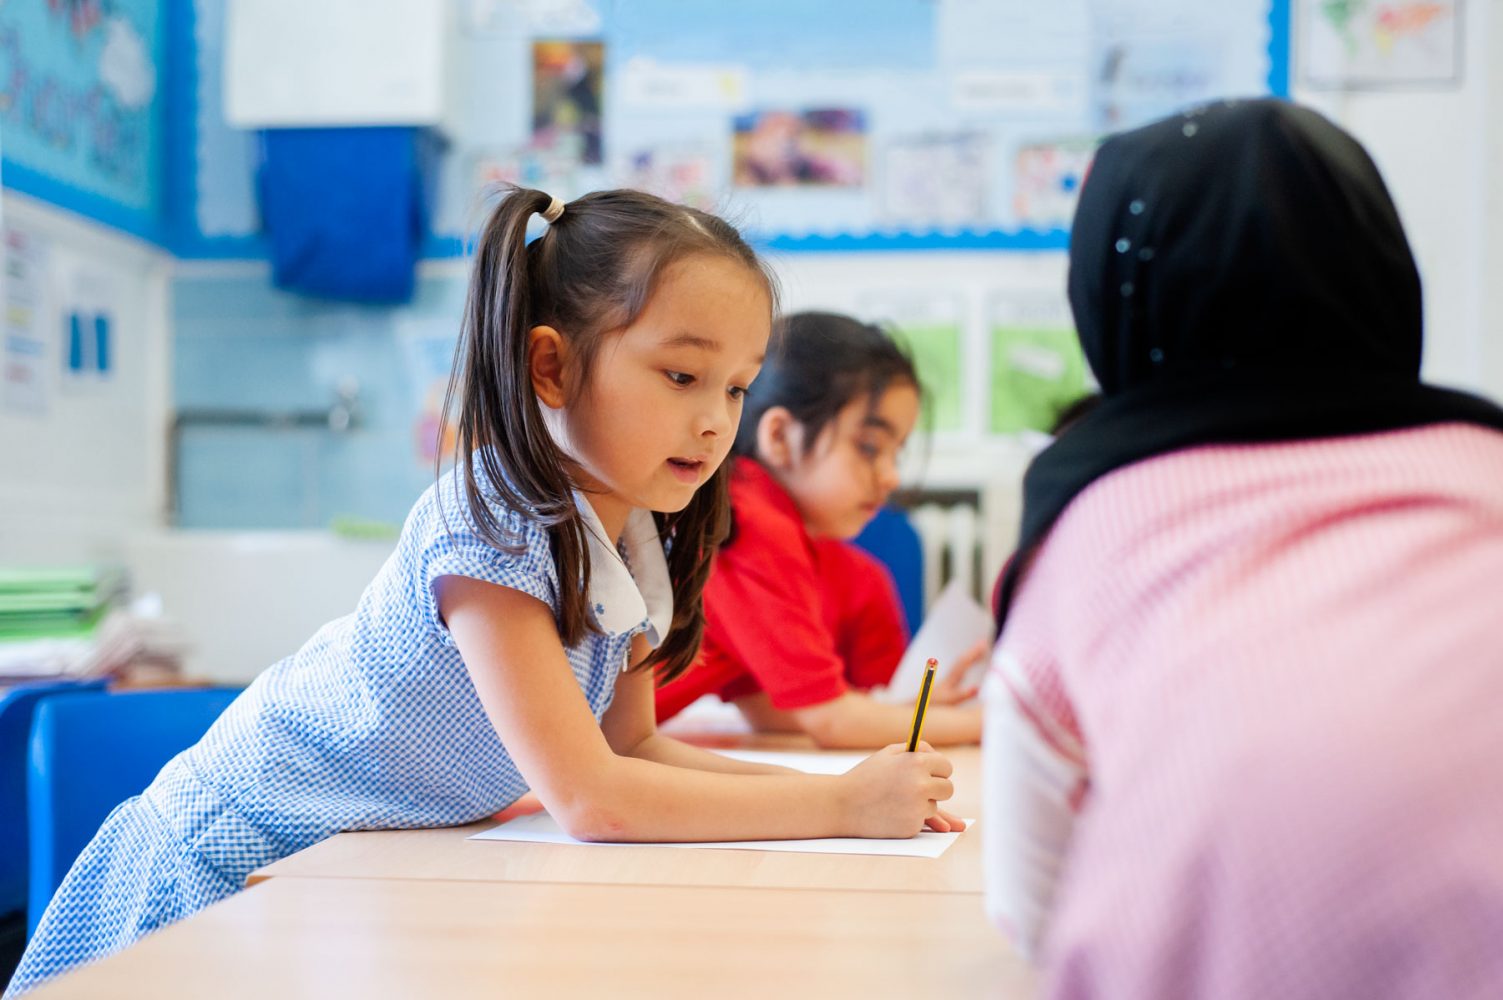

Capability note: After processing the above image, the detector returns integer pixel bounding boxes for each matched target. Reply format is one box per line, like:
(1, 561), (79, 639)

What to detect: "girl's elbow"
(555, 798), (631, 843)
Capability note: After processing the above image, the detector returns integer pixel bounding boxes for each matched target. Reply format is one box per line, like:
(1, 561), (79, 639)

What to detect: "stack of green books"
(0, 567), (126, 679)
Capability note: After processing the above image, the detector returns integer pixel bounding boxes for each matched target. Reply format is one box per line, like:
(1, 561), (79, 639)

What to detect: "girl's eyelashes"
(856, 440), (882, 460)
(666, 370), (750, 401)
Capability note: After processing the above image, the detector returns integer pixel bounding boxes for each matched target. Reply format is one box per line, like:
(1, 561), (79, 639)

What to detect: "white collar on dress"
(574, 493), (674, 648)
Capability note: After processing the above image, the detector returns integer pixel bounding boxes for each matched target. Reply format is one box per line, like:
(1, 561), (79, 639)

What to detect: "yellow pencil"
(906, 657), (938, 752)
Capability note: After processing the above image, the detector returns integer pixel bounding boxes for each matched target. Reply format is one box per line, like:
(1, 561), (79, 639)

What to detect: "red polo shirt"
(655, 457), (908, 722)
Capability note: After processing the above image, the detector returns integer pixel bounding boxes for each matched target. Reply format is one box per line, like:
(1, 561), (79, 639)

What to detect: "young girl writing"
(654, 312), (984, 747)
(982, 101), (1503, 997)
(7, 190), (961, 997)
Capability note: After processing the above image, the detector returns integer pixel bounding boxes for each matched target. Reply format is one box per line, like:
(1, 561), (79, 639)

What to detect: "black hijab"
(995, 99), (1503, 633)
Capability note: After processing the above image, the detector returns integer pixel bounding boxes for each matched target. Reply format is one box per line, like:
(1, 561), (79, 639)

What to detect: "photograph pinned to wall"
(732, 109), (867, 188)
(532, 39), (605, 165)
(988, 291), (1089, 434)
(1013, 136), (1095, 230)
(1300, 0), (1461, 89)
(877, 133), (989, 231)
(613, 146), (720, 211)
(858, 292), (967, 434)
(2, 226), (52, 415)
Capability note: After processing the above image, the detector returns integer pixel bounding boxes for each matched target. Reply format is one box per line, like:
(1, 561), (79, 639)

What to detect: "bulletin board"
(180, 0), (1290, 258)
(437, 0), (1290, 253)
(0, 0), (166, 242)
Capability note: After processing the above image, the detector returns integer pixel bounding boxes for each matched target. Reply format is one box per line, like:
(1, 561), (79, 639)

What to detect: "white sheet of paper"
(468, 811), (972, 858)
(877, 579), (994, 704)
(711, 749), (866, 775)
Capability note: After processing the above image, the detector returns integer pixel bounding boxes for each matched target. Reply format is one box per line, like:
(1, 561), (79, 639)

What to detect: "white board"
(224, 0), (449, 128)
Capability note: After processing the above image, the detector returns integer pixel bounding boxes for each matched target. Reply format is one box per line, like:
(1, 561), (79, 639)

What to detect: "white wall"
(1483, 2), (1503, 399)
(0, 192), (174, 565)
(1295, 2), (1498, 398)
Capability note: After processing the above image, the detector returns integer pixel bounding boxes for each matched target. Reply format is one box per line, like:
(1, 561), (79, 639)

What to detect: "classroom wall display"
(179, 0), (1290, 258)
(1299, 0), (1462, 90)
(857, 292), (970, 434)
(0, 0), (165, 241)
(2, 225), (51, 415)
(987, 292), (1090, 434)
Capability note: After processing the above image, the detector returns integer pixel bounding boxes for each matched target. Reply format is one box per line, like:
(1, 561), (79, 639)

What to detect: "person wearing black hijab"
(995, 98), (1503, 633)
(981, 99), (1503, 999)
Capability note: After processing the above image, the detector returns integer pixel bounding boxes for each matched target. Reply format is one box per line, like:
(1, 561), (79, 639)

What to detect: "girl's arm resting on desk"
(438, 575), (956, 842)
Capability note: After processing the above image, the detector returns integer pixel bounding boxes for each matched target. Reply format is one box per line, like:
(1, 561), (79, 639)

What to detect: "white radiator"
(901, 439), (1037, 610)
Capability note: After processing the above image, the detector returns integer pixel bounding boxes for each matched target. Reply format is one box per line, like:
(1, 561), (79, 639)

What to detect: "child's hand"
(838, 742), (955, 838)
(931, 639), (989, 705)
(926, 807), (967, 833)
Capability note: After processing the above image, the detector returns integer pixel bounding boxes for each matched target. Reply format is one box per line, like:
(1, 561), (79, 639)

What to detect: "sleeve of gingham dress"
(983, 642), (1089, 962)
(416, 493), (559, 649)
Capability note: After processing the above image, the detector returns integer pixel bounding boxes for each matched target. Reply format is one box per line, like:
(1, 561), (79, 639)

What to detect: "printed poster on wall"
(858, 292), (968, 434)
(988, 291), (1089, 434)
(2, 225), (51, 415)
(1300, 0), (1462, 89)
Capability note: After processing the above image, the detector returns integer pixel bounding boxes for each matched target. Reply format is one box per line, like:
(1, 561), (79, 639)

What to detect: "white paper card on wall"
(620, 58), (748, 111)
(951, 70), (1086, 114)
(225, 0), (449, 128)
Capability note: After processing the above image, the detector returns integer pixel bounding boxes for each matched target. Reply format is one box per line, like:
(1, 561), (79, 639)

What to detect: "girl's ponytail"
(441, 187), (596, 646)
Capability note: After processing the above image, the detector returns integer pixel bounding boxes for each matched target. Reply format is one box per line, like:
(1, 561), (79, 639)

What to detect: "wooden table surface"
(28, 736), (1029, 998)
(30, 876), (1035, 1000)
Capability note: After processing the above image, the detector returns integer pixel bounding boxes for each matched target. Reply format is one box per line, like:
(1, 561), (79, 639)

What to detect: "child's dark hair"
(733, 311), (919, 458)
(440, 187), (778, 681)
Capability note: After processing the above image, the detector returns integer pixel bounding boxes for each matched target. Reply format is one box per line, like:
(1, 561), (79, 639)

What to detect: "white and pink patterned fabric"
(985, 423), (1503, 999)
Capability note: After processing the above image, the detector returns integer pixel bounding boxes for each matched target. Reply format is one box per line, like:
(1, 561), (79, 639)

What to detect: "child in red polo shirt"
(655, 312), (984, 746)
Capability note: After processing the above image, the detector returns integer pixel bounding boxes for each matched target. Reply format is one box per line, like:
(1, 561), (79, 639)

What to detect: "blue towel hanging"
(257, 127), (431, 304)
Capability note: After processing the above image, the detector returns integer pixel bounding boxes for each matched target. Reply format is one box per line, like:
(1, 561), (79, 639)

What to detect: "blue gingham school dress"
(6, 463), (673, 997)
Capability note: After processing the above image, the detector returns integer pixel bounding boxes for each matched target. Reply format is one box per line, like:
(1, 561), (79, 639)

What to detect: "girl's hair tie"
(540, 195), (566, 223)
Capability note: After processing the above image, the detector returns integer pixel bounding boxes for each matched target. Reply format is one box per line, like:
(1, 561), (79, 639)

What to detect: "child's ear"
(528, 326), (568, 408)
(755, 406), (802, 470)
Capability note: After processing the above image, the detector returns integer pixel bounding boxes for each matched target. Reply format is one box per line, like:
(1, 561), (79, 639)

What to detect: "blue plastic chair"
(0, 680), (106, 921)
(853, 506), (925, 634)
(25, 688), (241, 934)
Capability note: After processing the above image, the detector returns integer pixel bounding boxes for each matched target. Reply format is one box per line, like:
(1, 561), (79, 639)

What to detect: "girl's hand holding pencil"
(838, 742), (964, 838)
(843, 664), (960, 838)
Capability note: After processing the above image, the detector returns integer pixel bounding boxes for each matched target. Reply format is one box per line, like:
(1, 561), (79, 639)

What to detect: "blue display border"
(5, 0), (1292, 257)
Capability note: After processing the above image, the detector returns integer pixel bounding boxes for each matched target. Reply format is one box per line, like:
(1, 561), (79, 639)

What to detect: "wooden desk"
(250, 748), (985, 896)
(30, 877), (1034, 1000)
